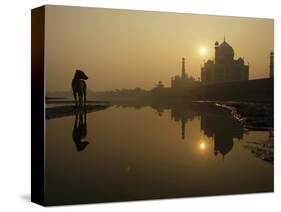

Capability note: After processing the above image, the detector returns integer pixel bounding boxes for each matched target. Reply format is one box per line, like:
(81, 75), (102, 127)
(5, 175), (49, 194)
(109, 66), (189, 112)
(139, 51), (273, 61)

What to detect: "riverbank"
(197, 100), (273, 163)
(215, 101), (273, 131)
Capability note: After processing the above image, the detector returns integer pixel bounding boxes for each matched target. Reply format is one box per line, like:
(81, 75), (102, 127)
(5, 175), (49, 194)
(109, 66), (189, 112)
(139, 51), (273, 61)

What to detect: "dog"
(72, 69), (88, 107)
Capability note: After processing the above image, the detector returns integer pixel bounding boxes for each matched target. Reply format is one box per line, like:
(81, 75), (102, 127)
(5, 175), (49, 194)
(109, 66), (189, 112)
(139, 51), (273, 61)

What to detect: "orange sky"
(45, 5), (274, 92)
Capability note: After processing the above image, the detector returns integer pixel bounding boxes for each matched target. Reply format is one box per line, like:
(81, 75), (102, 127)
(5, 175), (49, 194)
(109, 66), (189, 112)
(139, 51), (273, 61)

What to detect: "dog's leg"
(78, 93), (82, 108)
(73, 92), (78, 107)
(84, 89), (87, 107)
(84, 112), (87, 135)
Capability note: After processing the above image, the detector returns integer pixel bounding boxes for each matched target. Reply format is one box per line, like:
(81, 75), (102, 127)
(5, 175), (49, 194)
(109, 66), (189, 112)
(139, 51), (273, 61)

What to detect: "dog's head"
(74, 69), (88, 80)
(76, 141), (90, 152)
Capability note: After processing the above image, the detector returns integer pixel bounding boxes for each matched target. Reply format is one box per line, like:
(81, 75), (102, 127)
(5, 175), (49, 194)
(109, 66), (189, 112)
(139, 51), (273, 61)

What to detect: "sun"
(199, 141), (207, 151)
(199, 47), (207, 56)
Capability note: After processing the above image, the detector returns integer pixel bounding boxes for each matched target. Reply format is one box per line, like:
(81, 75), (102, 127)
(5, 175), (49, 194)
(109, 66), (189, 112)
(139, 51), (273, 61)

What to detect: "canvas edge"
(31, 5), (46, 206)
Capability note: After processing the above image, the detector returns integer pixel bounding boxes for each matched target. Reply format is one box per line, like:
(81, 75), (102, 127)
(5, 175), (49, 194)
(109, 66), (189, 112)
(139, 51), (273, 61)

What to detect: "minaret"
(181, 57), (187, 80)
(181, 118), (186, 140)
(214, 41), (219, 64)
(270, 51), (274, 78)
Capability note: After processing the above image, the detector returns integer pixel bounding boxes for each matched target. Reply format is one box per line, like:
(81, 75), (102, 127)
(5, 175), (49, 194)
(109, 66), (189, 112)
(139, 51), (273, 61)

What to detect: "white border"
(0, 0), (280, 211)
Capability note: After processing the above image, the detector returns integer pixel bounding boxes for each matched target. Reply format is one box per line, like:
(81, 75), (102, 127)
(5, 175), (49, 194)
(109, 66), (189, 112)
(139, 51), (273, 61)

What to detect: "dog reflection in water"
(72, 110), (89, 151)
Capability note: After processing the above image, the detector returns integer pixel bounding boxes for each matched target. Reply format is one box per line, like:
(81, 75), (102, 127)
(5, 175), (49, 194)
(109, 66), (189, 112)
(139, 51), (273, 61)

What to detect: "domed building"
(201, 38), (249, 84)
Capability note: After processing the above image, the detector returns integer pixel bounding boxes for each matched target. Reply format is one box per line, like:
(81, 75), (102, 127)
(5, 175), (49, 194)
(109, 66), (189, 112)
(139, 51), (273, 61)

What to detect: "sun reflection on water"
(199, 141), (207, 151)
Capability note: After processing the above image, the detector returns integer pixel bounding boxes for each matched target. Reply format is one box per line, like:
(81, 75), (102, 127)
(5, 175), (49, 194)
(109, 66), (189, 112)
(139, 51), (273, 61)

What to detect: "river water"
(45, 101), (273, 205)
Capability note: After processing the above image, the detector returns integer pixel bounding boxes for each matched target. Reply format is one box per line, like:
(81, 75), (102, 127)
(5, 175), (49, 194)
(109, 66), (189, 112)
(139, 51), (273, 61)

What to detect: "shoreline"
(46, 104), (110, 120)
(214, 101), (273, 131)
(46, 99), (273, 132)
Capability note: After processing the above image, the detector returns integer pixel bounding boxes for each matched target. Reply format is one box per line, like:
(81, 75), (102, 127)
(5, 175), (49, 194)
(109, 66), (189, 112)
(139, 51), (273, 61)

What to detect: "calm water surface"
(46, 102), (273, 205)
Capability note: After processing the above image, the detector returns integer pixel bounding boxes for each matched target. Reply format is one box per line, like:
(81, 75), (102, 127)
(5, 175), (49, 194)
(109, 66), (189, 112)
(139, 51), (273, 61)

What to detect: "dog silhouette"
(72, 69), (88, 107)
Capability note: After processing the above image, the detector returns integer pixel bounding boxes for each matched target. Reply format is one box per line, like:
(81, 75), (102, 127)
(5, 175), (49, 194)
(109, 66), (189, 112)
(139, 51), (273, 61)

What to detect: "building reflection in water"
(170, 104), (198, 140)
(200, 104), (244, 159)
(151, 101), (244, 158)
(114, 100), (245, 158)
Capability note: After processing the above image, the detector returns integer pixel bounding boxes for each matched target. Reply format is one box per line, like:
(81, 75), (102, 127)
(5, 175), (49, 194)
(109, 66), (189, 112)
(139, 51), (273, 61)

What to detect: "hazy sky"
(45, 5), (274, 92)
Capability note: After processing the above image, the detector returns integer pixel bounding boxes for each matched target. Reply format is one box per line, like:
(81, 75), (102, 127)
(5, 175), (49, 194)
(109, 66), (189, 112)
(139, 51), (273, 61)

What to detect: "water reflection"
(200, 104), (244, 159)
(243, 137), (273, 163)
(116, 100), (245, 158)
(72, 100), (272, 163)
(199, 141), (207, 151)
(46, 100), (273, 205)
(170, 104), (198, 140)
(72, 110), (89, 151)
(170, 103), (243, 158)
(113, 100), (273, 163)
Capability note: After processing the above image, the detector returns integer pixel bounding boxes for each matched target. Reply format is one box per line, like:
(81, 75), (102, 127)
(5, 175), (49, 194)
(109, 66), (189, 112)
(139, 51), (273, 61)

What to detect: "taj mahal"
(201, 38), (249, 84)
(154, 38), (273, 91)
